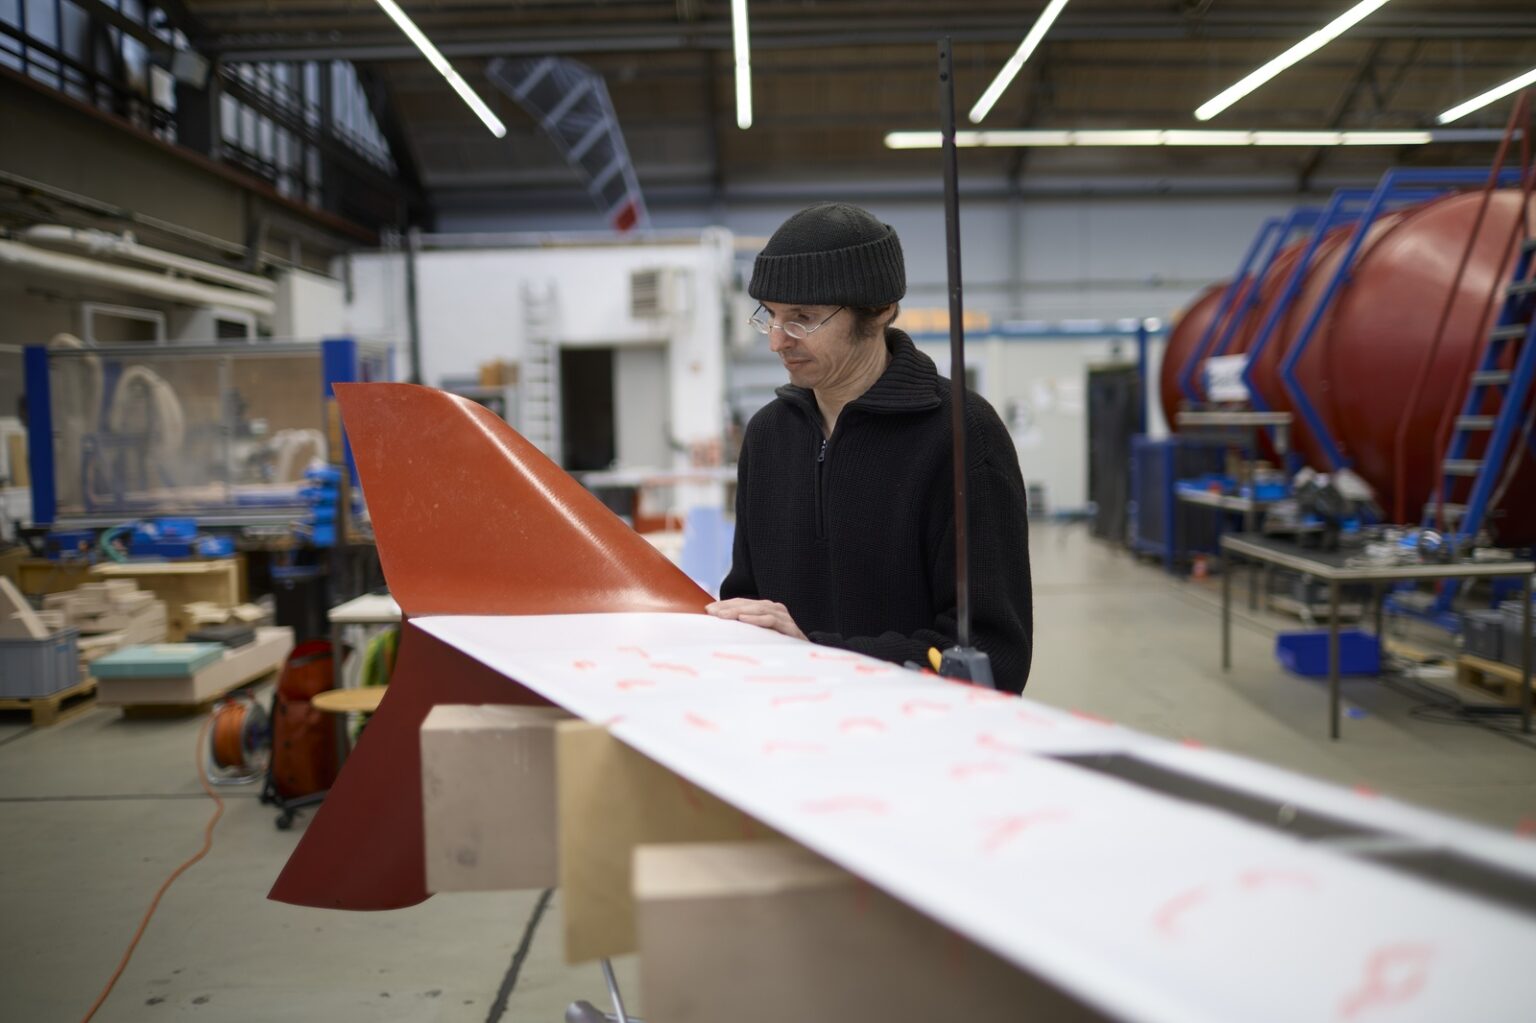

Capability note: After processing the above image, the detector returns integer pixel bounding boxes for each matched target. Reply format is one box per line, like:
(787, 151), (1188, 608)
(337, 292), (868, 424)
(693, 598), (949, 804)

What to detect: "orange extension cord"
(79, 715), (225, 1023)
(211, 701), (251, 771)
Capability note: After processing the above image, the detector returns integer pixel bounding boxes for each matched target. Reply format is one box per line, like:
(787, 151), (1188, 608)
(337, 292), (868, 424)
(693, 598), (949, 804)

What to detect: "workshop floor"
(3, 521), (1533, 1022)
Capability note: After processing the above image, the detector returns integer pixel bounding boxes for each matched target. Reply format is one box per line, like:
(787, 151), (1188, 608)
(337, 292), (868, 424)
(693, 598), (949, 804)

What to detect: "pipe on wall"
(0, 239), (277, 318)
(19, 225), (278, 296)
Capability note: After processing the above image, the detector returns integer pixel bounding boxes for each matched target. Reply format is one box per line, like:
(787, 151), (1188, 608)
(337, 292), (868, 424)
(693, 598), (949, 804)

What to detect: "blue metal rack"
(1177, 217), (1283, 407)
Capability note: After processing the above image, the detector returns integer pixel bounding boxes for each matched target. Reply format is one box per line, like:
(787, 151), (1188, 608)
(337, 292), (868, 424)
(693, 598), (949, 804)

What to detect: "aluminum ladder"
(521, 282), (562, 462)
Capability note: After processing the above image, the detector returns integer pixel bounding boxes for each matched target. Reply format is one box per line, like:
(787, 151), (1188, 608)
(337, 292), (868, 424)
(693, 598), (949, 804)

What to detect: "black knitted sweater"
(721, 329), (1034, 693)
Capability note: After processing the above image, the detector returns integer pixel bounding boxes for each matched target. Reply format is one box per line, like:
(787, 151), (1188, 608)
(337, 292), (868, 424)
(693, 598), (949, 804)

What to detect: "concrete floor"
(3, 522), (1534, 1021)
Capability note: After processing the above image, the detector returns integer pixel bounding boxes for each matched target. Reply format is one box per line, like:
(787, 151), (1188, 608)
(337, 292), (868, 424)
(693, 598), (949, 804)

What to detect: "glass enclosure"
(40, 341), (391, 524)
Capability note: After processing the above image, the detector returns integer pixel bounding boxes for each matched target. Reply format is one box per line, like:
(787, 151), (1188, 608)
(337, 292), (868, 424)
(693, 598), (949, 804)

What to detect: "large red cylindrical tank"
(1321, 190), (1536, 542)
(1159, 282), (1229, 425)
(1240, 214), (1412, 471)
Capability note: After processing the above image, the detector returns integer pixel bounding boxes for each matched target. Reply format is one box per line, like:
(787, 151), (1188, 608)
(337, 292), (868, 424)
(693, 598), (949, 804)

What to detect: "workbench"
(1219, 532), (1535, 739)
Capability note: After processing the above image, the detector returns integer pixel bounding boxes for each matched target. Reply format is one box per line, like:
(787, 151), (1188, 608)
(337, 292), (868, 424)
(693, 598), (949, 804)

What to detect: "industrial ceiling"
(182, 1), (1536, 214)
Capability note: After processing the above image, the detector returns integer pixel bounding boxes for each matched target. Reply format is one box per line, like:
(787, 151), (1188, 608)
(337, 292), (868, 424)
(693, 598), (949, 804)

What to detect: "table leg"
(1221, 551), (1232, 672)
(1248, 556), (1259, 612)
(1523, 573), (1533, 735)
(1329, 581), (1341, 741)
(1374, 583), (1384, 646)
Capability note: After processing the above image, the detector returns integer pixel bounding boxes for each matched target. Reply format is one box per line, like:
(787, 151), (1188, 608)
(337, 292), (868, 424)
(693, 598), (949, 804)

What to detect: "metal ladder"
(521, 282), (562, 462)
(1424, 235), (1536, 549)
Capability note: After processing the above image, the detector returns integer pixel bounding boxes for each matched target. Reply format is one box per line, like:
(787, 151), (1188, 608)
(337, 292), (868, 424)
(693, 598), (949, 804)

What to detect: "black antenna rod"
(939, 38), (972, 649)
(935, 38), (993, 688)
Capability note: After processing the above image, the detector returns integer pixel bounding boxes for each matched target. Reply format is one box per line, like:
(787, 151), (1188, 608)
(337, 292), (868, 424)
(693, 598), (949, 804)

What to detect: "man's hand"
(705, 598), (807, 641)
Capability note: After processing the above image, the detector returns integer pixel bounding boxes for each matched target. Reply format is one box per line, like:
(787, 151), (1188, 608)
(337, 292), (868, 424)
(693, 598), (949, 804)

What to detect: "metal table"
(1219, 533), (1535, 739)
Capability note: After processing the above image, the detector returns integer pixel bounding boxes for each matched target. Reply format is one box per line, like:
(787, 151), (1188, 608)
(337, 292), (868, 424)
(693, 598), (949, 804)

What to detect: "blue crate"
(1275, 630), (1381, 677)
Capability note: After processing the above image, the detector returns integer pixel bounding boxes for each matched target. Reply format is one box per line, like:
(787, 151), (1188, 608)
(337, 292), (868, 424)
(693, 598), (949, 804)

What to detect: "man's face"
(761, 302), (860, 390)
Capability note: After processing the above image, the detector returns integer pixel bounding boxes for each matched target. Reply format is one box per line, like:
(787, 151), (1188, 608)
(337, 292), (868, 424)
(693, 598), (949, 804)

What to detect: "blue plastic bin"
(1275, 630), (1381, 677)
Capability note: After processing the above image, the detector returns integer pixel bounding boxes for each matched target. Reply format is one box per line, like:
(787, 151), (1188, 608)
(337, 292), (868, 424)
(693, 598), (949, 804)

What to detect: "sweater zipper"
(814, 436), (829, 541)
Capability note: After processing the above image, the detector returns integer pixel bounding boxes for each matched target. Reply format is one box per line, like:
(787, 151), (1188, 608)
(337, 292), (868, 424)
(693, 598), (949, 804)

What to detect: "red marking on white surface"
(771, 690), (832, 709)
(1069, 709), (1113, 726)
(809, 651), (859, 663)
(965, 687), (1012, 704)
(1238, 869), (1321, 892)
(851, 878), (873, 917)
(675, 777), (704, 812)
(1338, 944), (1434, 1020)
(853, 663), (894, 675)
(617, 646), (650, 659)
(839, 717), (887, 734)
(652, 662), (699, 678)
(1353, 785), (1381, 798)
(572, 660), (596, 671)
(1180, 738), (1205, 748)
(950, 761), (1008, 781)
(747, 674), (817, 684)
(1153, 886), (1211, 939)
(976, 733), (1030, 757)
(762, 740), (828, 756)
(713, 651), (761, 665)
(1014, 709), (1058, 728)
(683, 712), (720, 732)
(980, 810), (1070, 854)
(802, 796), (890, 816)
(602, 715), (627, 727)
(902, 699), (951, 716)
(615, 678), (656, 691)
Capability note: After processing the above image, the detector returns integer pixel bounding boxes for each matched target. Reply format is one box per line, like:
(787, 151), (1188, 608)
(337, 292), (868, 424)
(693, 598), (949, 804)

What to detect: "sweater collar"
(775, 328), (941, 416)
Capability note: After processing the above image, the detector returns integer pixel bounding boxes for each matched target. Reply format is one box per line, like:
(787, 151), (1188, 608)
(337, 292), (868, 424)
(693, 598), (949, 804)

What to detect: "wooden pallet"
(0, 678), (98, 727)
(1456, 654), (1533, 705)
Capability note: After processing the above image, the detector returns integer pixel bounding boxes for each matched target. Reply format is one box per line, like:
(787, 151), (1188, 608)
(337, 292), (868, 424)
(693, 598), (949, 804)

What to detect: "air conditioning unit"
(630, 267), (691, 319)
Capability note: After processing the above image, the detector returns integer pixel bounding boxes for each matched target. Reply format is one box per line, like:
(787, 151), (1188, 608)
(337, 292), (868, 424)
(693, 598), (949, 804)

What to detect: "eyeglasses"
(748, 304), (845, 340)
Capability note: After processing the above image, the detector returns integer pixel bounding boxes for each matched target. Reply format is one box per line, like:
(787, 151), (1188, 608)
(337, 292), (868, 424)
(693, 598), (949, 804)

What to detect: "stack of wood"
(42, 581), (167, 670)
(0, 577), (51, 642)
(184, 602), (268, 629)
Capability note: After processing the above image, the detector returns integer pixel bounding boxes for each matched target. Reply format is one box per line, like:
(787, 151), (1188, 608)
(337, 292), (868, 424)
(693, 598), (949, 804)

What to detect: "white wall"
(440, 194), (1297, 325)
(341, 232), (733, 496)
(915, 337), (1139, 514)
(275, 269), (347, 340)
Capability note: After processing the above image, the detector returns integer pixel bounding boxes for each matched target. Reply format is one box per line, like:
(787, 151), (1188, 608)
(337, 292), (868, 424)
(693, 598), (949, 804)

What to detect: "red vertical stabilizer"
(269, 383), (709, 909)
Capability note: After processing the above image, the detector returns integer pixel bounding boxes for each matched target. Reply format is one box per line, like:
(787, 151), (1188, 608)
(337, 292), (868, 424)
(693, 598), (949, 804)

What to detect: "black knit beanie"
(748, 202), (906, 307)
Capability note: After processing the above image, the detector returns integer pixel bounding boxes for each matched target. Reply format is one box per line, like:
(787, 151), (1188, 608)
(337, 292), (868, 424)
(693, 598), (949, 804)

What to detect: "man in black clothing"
(707, 202), (1035, 693)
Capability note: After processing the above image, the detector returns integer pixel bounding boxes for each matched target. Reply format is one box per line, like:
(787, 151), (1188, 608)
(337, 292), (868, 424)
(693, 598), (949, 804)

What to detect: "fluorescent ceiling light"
(1437, 65), (1536, 124)
(373, 0), (505, 137)
(968, 0), (1072, 123)
(732, 0), (752, 129)
(1195, 0), (1394, 121)
(883, 129), (1467, 149)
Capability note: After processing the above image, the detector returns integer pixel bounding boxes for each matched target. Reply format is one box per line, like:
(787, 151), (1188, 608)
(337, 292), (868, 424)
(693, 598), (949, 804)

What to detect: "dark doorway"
(560, 347), (616, 471)
(1087, 364), (1141, 545)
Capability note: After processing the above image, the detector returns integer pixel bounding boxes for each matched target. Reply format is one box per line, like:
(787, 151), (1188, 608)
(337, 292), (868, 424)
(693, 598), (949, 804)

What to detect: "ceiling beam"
(206, 10), (1536, 62)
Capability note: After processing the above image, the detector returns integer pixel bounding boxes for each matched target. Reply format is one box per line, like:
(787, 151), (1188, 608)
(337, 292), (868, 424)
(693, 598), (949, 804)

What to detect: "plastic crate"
(1463, 609), (1505, 662)
(0, 628), (81, 699)
(1275, 630), (1380, 677)
(1500, 601), (1535, 667)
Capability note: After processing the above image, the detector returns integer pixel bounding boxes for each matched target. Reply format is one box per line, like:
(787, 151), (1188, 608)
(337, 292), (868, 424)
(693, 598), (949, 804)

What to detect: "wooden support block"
(420, 704), (574, 894)
(556, 722), (775, 964)
(0, 577), (48, 640)
(635, 843), (1101, 1023)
